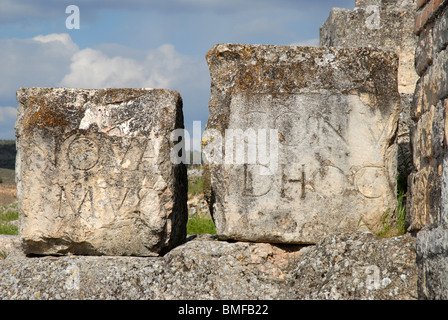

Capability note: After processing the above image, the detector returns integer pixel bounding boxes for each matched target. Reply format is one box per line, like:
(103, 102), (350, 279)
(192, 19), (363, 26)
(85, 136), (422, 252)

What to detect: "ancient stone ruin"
(410, 0), (448, 299)
(319, 0), (419, 187)
(0, 232), (417, 299)
(2, 0), (448, 300)
(204, 44), (400, 244)
(320, 0), (418, 95)
(15, 88), (187, 256)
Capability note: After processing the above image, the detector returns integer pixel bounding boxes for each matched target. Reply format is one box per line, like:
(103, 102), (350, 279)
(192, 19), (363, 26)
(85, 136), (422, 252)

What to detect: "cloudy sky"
(0, 0), (354, 144)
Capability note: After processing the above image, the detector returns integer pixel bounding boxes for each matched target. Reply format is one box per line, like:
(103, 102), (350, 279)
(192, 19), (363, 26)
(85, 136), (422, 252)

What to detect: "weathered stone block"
(15, 88), (187, 256)
(417, 49), (448, 109)
(319, 0), (418, 95)
(205, 44), (401, 244)
(319, 0), (418, 201)
(409, 0), (448, 300)
(293, 232), (417, 300)
(414, 0), (448, 34)
(415, 25), (434, 76)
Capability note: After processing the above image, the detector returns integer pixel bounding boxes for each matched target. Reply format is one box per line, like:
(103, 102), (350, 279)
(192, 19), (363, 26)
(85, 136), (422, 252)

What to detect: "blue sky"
(0, 0), (354, 144)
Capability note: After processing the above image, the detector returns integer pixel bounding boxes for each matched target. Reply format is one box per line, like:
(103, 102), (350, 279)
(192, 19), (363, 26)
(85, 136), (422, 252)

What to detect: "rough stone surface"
(204, 44), (401, 244)
(293, 232), (417, 300)
(319, 0), (418, 95)
(415, 2), (448, 76)
(407, 3), (448, 234)
(407, 99), (445, 232)
(0, 232), (417, 300)
(409, 1), (448, 299)
(414, 0), (448, 34)
(0, 235), (23, 260)
(417, 226), (448, 299)
(319, 0), (418, 197)
(15, 88), (188, 257)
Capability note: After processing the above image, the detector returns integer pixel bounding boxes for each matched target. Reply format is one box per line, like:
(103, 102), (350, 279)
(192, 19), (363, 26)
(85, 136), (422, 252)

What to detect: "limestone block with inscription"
(15, 88), (187, 256)
(205, 44), (400, 244)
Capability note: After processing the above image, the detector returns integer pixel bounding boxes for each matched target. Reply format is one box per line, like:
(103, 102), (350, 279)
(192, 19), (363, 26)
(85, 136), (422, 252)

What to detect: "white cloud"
(0, 33), (209, 139)
(0, 33), (78, 100)
(0, 106), (17, 123)
(60, 43), (205, 91)
(60, 48), (145, 89)
(0, 32), (205, 97)
(290, 38), (319, 47)
(33, 33), (79, 52)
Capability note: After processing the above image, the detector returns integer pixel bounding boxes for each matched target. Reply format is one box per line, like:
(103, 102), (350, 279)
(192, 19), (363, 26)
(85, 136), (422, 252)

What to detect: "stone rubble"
(0, 232), (417, 300)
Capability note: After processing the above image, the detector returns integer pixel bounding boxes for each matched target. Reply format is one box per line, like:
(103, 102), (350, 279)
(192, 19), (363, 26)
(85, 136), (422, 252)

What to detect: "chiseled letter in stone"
(15, 88), (187, 256)
(204, 44), (400, 244)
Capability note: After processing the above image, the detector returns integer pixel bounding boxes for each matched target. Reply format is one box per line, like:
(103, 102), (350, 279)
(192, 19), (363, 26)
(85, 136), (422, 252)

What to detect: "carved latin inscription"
(16, 87), (187, 256)
(57, 133), (162, 233)
(207, 44), (400, 243)
(223, 89), (398, 242)
(68, 137), (99, 170)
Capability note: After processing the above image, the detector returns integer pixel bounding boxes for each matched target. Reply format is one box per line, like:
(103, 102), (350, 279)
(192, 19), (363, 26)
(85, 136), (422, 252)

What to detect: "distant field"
(0, 139), (17, 205)
(0, 168), (16, 205)
(0, 168), (15, 185)
(0, 140), (15, 145)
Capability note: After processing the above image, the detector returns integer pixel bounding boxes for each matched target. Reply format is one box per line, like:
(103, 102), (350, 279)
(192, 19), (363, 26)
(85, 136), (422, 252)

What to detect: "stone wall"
(409, 0), (448, 299)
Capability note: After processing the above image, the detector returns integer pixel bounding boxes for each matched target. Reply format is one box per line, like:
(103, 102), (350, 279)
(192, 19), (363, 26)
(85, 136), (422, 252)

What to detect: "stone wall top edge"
(206, 43), (399, 96)
(206, 43), (399, 73)
(207, 43), (399, 55)
(15, 87), (183, 137)
(16, 87), (181, 97)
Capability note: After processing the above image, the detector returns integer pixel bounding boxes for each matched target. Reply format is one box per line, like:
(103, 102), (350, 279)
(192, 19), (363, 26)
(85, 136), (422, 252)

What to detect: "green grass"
(0, 224), (18, 236)
(188, 175), (204, 197)
(396, 189), (406, 236)
(186, 166), (216, 235)
(0, 202), (19, 235)
(376, 209), (392, 238)
(376, 177), (408, 238)
(187, 214), (216, 235)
